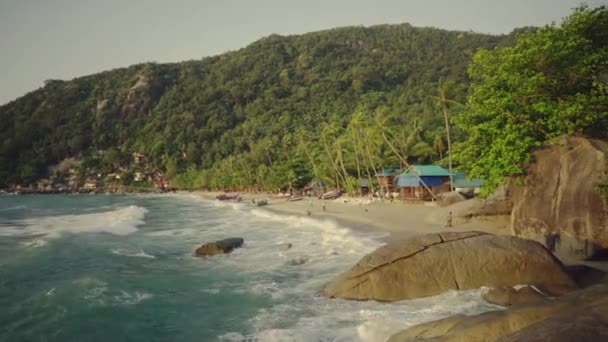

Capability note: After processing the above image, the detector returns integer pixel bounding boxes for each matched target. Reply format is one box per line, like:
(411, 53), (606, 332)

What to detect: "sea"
(0, 193), (499, 342)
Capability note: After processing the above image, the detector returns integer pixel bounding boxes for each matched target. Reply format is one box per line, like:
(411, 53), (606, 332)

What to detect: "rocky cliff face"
(510, 136), (608, 260)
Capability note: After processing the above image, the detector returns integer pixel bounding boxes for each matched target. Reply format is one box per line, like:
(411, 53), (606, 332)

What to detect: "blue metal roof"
(403, 165), (451, 177)
(397, 174), (419, 187)
(453, 172), (484, 188)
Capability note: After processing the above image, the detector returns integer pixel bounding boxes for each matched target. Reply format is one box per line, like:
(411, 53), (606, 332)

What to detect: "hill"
(0, 23), (521, 189)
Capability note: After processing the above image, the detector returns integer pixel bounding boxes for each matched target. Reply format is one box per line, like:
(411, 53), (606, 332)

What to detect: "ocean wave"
(1, 205), (147, 245)
(111, 248), (156, 259)
(247, 289), (501, 342)
(0, 205), (27, 211)
(113, 290), (153, 305)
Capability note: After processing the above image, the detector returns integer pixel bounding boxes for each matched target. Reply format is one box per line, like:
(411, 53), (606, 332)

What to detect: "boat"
(320, 190), (342, 200)
(216, 192), (241, 201)
(255, 199), (269, 207)
(287, 196), (303, 202)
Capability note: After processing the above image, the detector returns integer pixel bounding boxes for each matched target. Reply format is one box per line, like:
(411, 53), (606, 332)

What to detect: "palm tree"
(432, 78), (462, 191)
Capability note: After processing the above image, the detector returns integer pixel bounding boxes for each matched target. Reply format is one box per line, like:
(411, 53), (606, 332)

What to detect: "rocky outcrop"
(431, 185), (514, 227)
(322, 232), (576, 301)
(436, 192), (466, 207)
(194, 238), (244, 256)
(511, 136), (608, 260)
(388, 283), (608, 342)
(482, 286), (548, 306)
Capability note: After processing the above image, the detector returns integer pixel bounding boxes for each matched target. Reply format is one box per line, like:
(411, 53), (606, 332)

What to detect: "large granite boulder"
(194, 238), (244, 256)
(482, 286), (548, 307)
(436, 191), (466, 207)
(322, 231), (576, 301)
(388, 283), (608, 342)
(511, 136), (608, 260)
(430, 185), (514, 227)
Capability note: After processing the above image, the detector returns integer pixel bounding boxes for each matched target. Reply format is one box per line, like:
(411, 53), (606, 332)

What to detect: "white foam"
(111, 248), (156, 259)
(113, 291), (153, 305)
(2, 205), (147, 244)
(0, 205), (27, 211)
(248, 290), (502, 342)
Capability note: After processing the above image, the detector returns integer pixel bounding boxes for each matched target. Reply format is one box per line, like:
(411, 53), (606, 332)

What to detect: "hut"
(359, 178), (371, 196)
(452, 172), (484, 196)
(397, 165), (451, 200)
(375, 168), (400, 194)
(304, 181), (328, 197)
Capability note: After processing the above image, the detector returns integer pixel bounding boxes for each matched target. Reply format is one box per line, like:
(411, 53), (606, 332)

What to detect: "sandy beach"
(194, 191), (510, 240)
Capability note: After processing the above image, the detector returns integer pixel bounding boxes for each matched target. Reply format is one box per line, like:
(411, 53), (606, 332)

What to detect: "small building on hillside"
(375, 168), (401, 194)
(452, 172), (484, 195)
(304, 181), (328, 197)
(36, 179), (52, 192)
(83, 179), (99, 190)
(359, 178), (371, 196)
(397, 165), (451, 201)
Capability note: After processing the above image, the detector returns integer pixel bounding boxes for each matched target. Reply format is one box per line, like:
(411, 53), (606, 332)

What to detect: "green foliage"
(0, 23), (517, 188)
(455, 6), (608, 195)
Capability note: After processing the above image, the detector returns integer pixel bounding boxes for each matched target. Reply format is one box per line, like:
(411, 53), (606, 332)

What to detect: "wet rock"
(194, 238), (244, 256)
(286, 257), (308, 266)
(482, 285), (548, 307)
(388, 283), (608, 342)
(322, 231), (576, 301)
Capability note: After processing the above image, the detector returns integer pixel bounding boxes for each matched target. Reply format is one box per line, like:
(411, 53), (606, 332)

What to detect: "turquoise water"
(0, 194), (497, 341)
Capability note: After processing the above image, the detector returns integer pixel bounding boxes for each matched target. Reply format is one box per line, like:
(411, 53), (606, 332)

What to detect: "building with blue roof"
(396, 165), (451, 200)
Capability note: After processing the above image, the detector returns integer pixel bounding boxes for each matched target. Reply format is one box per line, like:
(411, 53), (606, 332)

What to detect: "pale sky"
(0, 0), (598, 105)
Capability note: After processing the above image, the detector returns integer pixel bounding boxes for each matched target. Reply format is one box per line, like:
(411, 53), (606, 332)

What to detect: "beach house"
(375, 168), (400, 195)
(397, 165), (451, 200)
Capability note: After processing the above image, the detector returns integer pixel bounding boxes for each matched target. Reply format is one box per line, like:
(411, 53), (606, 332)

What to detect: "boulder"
(511, 136), (608, 260)
(194, 238), (244, 256)
(482, 286), (548, 306)
(436, 191), (466, 207)
(388, 283), (608, 342)
(322, 231), (576, 301)
(431, 185), (514, 226)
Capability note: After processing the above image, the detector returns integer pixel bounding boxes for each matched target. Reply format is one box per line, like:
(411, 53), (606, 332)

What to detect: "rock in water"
(322, 231), (576, 301)
(194, 238), (244, 256)
(511, 136), (608, 260)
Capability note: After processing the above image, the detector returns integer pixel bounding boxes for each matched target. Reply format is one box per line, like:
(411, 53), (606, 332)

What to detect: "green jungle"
(1, 6), (606, 195)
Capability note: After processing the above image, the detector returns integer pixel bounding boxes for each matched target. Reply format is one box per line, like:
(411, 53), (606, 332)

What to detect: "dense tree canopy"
(455, 6), (608, 194)
(0, 23), (515, 189)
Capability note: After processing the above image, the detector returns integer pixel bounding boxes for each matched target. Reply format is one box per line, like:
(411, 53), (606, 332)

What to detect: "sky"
(0, 0), (600, 105)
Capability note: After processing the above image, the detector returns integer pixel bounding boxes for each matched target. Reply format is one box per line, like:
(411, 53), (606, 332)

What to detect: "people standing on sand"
(446, 211), (453, 228)
(322, 202), (326, 211)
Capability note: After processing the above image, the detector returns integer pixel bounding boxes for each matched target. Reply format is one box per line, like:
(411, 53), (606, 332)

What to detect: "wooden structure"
(375, 168), (400, 194)
(397, 165), (451, 201)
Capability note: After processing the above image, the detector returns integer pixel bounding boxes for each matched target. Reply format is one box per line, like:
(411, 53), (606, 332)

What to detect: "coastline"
(191, 191), (511, 241)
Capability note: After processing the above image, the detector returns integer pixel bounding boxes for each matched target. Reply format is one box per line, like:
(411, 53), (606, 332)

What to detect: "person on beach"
(446, 211), (453, 228)
(322, 202), (326, 211)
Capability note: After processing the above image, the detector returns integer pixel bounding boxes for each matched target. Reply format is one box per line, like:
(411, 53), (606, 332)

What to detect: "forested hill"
(0, 24), (521, 187)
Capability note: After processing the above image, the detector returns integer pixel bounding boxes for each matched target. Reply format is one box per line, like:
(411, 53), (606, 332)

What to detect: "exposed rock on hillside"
(322, 231), (576, 301)
(511, 136), (608, 260)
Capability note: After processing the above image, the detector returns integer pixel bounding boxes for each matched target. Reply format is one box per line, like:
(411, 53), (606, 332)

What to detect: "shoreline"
(190, 191), (608, 271)
(191, 191), (511, 241)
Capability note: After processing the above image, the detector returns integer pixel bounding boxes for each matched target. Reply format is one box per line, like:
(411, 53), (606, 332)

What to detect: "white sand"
(194, 191), (509, 240)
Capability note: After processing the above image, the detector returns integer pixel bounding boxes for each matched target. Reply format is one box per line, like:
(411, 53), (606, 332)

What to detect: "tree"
(455, 6), (608, 195)
(432, 78), (462, 191)
(165, 157), (178, 180)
